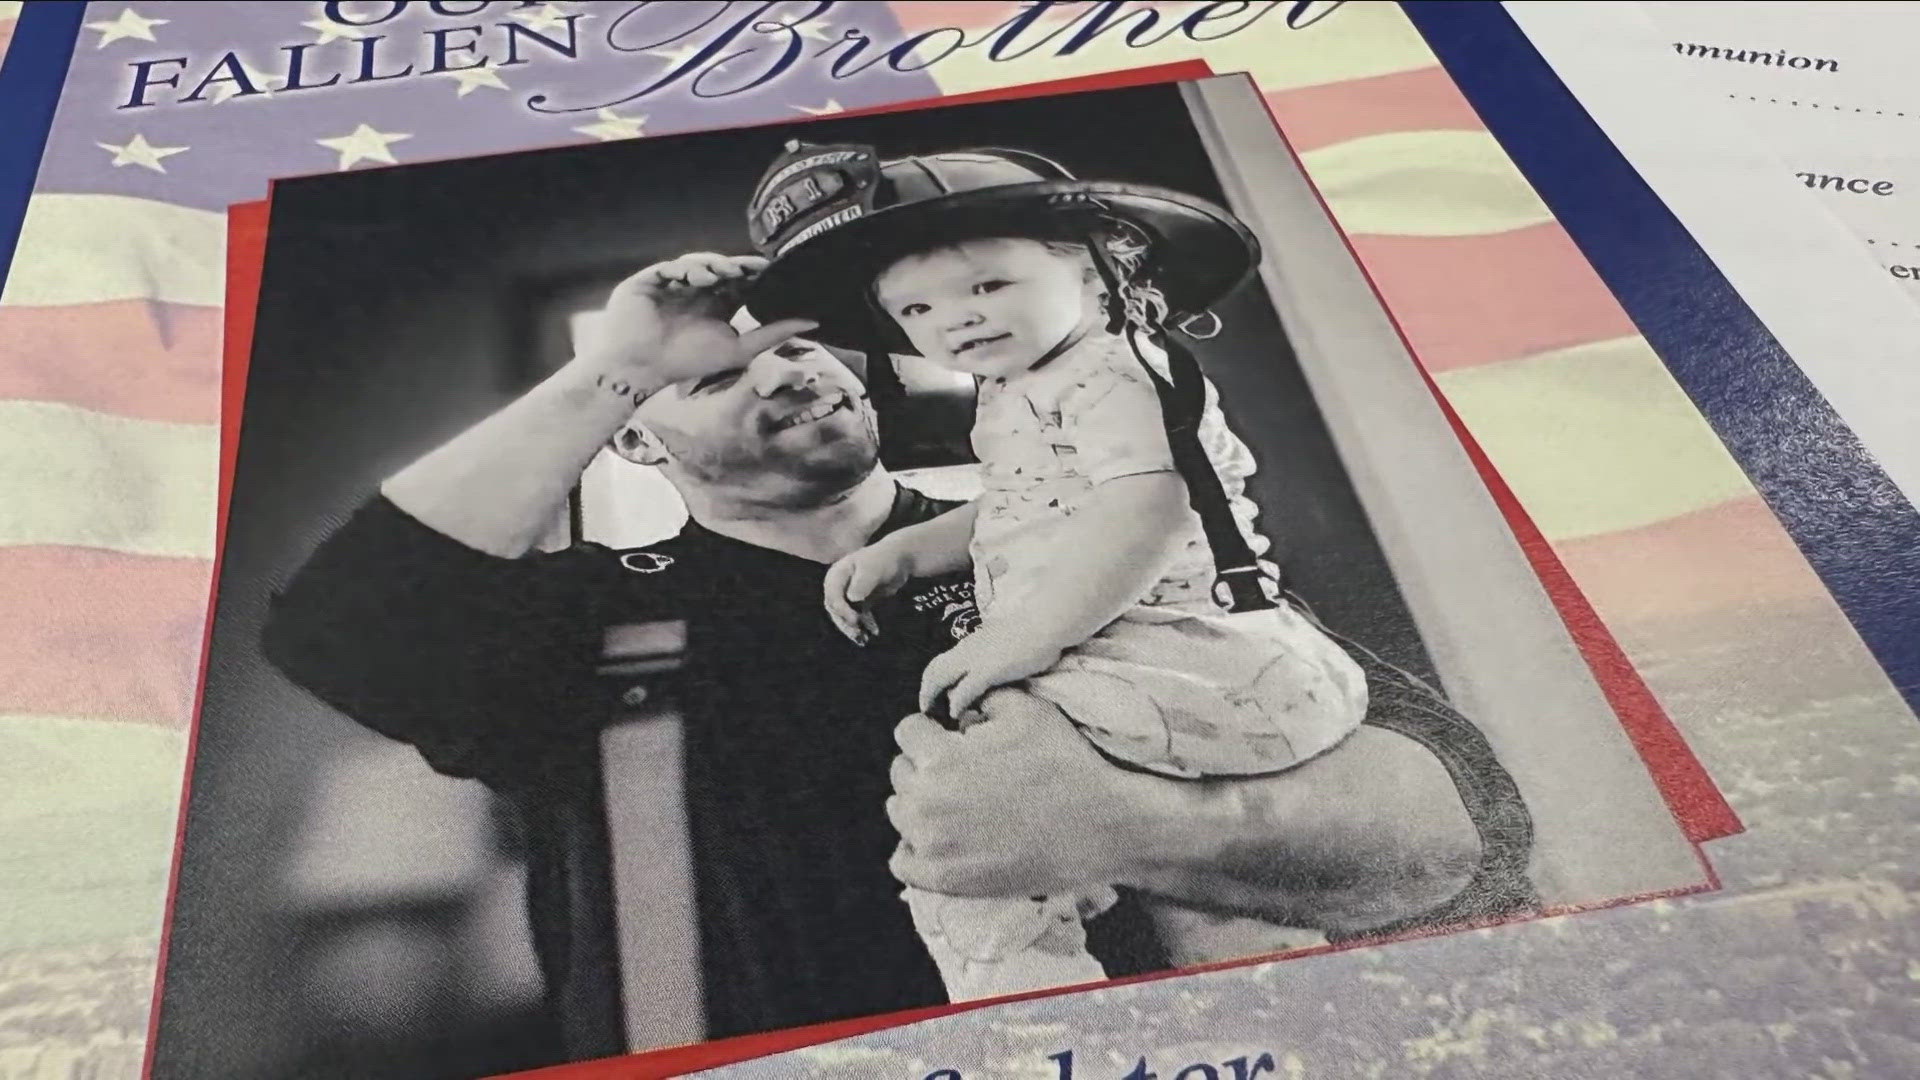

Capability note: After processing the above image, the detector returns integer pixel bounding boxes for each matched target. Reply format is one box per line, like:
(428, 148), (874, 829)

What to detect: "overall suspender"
(1085, 230), (1278, 615)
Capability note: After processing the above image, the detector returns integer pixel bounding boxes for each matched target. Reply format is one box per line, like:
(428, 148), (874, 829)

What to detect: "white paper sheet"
(1645, 1), (1920, 300)
(1508, 0), (1920, 509)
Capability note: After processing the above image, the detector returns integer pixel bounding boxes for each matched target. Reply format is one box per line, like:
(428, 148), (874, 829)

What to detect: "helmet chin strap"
(1025, 315), (1100, 374)
(860, 345), (906, 413)
(857, 281), (911, 422)
(1084, 230), (1279, 615)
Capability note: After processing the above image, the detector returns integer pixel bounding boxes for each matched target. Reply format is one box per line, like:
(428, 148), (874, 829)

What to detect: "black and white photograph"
(149, 75), (1714, 1080)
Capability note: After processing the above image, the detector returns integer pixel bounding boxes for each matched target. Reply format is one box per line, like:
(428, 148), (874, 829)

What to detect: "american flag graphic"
(0, 3), (1896, 1078)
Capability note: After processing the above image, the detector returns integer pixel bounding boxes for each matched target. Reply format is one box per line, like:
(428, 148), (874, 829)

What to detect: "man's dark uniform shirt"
(264, 485), (1534, 1058)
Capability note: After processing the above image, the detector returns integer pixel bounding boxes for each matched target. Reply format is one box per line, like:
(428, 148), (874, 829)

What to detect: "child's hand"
(919, 624), (1064, 722)
(823, 540), (916, 644)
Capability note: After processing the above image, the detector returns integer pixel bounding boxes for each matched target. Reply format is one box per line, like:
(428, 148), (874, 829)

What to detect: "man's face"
(874, 237), (1097, 378)
(630, 337), (880, 501)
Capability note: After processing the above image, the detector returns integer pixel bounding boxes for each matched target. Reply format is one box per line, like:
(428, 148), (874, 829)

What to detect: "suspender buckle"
(1175, 309), (1223, 341)
(1212, 564), (1279, 613)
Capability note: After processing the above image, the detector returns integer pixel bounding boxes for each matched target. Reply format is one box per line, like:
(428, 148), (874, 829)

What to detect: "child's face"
(873, 237), (1098, 378)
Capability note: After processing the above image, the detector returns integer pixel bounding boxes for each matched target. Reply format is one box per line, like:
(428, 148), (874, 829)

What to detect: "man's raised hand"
(583, 253), (816, 387)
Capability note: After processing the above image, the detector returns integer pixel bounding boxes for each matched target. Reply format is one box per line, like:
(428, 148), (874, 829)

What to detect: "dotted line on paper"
(1727, 93), (1910, 117)
(1865, 240), (1916, 248)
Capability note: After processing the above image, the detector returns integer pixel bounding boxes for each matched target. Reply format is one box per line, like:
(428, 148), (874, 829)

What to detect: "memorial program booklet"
(0, 4), (1915, 1079)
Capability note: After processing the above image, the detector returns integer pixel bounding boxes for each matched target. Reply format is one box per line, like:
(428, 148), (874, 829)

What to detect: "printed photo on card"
(151, 72), (1727, 1078)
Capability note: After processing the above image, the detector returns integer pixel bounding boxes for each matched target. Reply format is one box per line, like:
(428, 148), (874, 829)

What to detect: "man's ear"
(609, 422), (670, 467)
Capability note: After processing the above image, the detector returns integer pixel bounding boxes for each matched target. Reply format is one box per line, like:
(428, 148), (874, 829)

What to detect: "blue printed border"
(0, 0), (85, 297)
(1406, 1), (1920, 711)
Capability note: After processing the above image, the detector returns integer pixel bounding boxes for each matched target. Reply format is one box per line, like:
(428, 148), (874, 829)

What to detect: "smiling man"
(263, 253), (1530, 1059)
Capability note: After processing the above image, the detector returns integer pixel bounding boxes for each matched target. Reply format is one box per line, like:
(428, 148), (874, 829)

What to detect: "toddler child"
(747, 142), (1369, 1000)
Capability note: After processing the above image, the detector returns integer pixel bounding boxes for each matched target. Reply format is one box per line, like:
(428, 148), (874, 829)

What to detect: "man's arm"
(263, 493), (620, 784)
(385, 254), (813, 556)
(1110, 725), (1481, 932)
(382, 357), (667, 558)
(265, 255), (810, 783)
(885, 709), (1481, 934)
